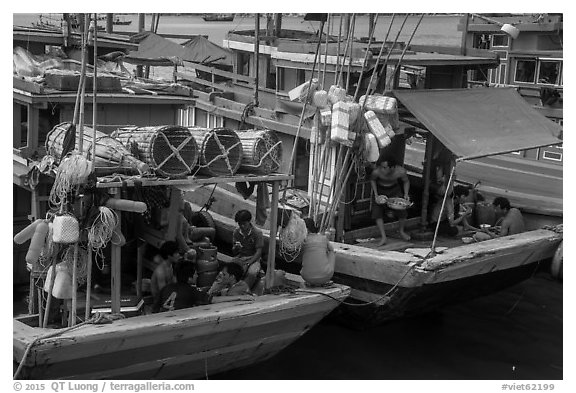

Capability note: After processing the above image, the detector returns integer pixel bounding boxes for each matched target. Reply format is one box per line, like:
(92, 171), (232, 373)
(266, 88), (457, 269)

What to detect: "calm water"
(13, 13), (463, 47)
(11, 13), (564, 383)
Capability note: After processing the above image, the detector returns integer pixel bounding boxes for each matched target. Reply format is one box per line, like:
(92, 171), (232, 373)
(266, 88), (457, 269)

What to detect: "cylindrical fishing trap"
(45, 122), (149, 174)
(188, 127), (243, 176)
(236, 129), (282, 174)
(112, 125), (199, 178)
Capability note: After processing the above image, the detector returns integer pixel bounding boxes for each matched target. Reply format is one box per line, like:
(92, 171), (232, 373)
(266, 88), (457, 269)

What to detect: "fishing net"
(279, 212), (308, 263)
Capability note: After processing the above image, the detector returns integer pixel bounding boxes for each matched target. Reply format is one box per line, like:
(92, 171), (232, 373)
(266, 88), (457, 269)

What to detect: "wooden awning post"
(109, 191), (122, 314)
(265, 180), (280, 289)
(420, 134), (435, 227)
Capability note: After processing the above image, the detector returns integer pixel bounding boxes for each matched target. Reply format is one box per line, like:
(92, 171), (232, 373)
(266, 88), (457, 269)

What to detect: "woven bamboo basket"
(188, 127), (243, 176)
(236, 129), (282, 174)
(112, 125), (199, 178)
(45, 122), (149, 175)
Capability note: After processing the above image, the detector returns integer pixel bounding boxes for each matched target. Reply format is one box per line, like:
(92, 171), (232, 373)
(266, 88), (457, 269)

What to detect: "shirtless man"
(492, 197), (525, 236)
(150, 241), (180, 304)
(370, 157), (411, 245)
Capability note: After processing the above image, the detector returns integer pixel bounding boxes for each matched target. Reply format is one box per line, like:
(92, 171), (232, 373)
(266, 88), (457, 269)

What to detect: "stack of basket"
(188, 127), (243, 176)
(45, 122), (149, 175)
(236, 129), (282, 174)
(112, 125), (199, 178)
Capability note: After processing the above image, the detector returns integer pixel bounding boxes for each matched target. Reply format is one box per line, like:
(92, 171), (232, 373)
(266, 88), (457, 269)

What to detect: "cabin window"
(492, 34), (509, 47)
(238, 52), (250, 77)
(514, 59), (536, 83)
(537, 60), (561, 85)
(542, 150), (562, 162)
(473, 33), (491, 49)
(296, 69), (306, 85)
(208, 114), (223, 128)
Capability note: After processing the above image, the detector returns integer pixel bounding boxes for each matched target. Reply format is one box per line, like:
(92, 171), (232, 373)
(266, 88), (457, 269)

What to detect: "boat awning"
(124, 33), (187, 66)
(394, 88), (563, 160)
(182, 36), (234, 66)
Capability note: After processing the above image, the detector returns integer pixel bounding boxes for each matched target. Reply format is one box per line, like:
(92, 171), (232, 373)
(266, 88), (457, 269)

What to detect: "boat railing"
(177, 61), (287, 99)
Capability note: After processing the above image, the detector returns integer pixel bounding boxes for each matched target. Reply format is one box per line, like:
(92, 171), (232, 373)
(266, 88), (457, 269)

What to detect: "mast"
(253, 13), (260, 106)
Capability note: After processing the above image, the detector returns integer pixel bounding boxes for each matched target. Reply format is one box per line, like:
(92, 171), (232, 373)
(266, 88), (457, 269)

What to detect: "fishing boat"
(402, 13), (563, 227)
(202, 14), (235, 22)
(12, 18), (349, 379)
(166, 13), (563, 324)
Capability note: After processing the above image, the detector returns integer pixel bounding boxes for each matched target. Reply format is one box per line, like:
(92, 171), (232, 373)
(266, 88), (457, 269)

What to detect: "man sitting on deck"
(492, 197), (526, 236)
(231, 209), (264, 288)
(154, 261), (253, 313)
(370, 156), (411, 245)
(209, 263), (252, 297)
(150, 241), (179, 306)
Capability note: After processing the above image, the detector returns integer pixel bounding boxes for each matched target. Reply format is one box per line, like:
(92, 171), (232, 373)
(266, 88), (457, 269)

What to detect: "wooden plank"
(96, 173), (294, 189)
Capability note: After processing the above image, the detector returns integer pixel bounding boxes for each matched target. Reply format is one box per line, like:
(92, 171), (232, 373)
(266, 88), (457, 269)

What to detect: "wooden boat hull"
(14, 277), (349, 380)
(191, 201), (562, 325)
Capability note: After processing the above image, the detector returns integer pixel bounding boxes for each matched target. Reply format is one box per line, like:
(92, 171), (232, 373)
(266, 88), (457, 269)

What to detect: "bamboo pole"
(85, 248), (92, 320)
(334, 16), (343, 85)
(353, 14), (379, 101)
(254, 14), (260, 107)
(266, 180), (280, 289)
(369, 14), (408, 97)
(345, 15), (356, 92)
(92, 13), (98, 172)
(285, 18), (326, 192)
(77, 15), (90, 154)
(314, 141), (333, 220)
(336, 14), (355, 88)
(386, 14), (425, 88)
(321, 14), (330, 89)
(42, 254), (57, 328)
(70, 243), (79, 326)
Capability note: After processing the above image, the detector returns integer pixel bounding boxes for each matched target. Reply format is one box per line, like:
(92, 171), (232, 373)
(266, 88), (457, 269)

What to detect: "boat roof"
(124, 32), (233, 67)
(394, 88), (563, 161)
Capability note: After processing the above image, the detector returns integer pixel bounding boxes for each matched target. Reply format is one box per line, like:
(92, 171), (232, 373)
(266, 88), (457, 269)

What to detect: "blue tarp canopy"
(394, 88), (563, 160)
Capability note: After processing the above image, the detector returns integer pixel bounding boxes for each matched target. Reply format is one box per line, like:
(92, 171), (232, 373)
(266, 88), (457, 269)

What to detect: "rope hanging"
(87, 206), (118, 261)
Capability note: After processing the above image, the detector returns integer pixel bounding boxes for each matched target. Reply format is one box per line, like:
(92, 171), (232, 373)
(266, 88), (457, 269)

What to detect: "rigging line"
(387, 13), (425, 88)
(353, 13), (379, 101)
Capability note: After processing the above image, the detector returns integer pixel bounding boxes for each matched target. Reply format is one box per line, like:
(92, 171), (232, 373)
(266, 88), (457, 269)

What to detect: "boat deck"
(351, 230), (474, 253)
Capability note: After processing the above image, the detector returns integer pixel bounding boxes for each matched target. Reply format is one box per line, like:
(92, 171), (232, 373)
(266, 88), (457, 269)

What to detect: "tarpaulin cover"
(182, 36), (233, 66)
(123, 33), (188, 66)
(394, 88), (562, 160)
(124, 33), (233, 67)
